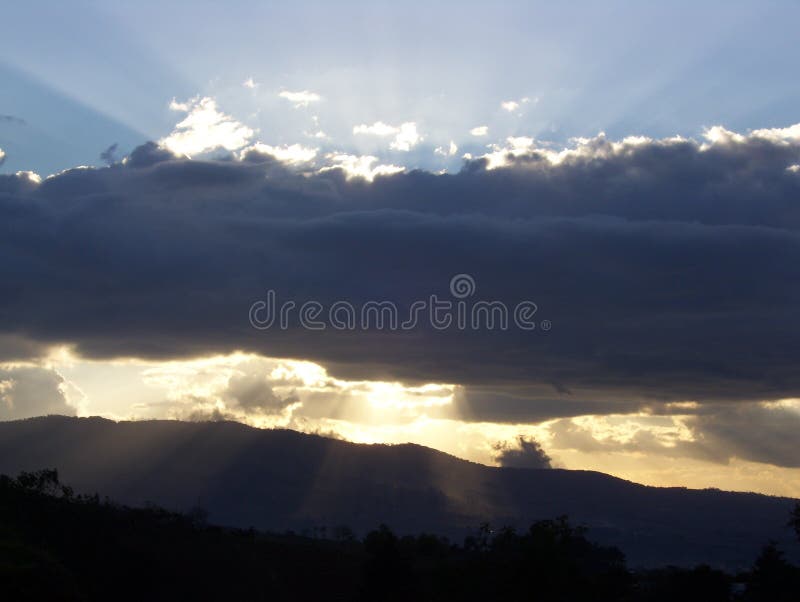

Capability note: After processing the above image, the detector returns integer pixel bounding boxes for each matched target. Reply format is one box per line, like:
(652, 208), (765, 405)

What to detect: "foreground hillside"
(3, 469), (800, 601)
(0, 416), (797, 568)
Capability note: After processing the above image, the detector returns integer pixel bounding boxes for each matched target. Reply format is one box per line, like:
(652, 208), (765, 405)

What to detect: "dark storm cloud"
(440, 386), (648, 423)
(0, 334), (55, 362)
(2, 129), (800, 422)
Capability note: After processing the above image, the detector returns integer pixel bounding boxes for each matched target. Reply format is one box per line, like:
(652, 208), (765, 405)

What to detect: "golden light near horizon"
(4, 346), (791, 498)
(49, 348), (460, 428)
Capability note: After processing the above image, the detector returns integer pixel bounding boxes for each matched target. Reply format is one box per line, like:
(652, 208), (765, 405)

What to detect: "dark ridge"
(0, 415), (797, 569)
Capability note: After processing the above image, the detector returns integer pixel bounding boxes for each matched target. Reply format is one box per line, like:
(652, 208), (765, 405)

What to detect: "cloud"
(184, 406), (237, 422)
(0, 170), (40, 190)
(546, 400), (800, 469)
(137, 355), (302, 422)
(390, 123), (422, 151)
(131, 353), (453, 429)
(0, 115), (26, 125)
(0, 365), (76, 420)
(321, 153), (404, 180)
(353, 122), (397, 137)
(481, 136), (536, 168)
(0, 148), (4, 166)
(353, 121), (422, 151)
(2, 123), (800, 425)
(100, 143), (118, 166)
(721, 123), (800, 145)
(0, 335), (55, 362)
(445, 386), (647, 423)
(243, 77), (258, 89)
(224, 372), (299, 413)
(160, 97), (255, 157)
(124, 141), (175, 168)
(469, 126), (488, 136)
(435, 141), (458, 156)
(279, 90), (321, 108)
(548, 414), (699, 457)
(685, 402), (800, 467)
(500, 97), (535, 113)
(241, 143), (317, 164)
(493, 435), (552, 469)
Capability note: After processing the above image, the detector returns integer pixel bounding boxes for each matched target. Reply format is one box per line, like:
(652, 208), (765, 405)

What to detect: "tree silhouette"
(789, 502), (800, 542)
(743, 542), (799, 601)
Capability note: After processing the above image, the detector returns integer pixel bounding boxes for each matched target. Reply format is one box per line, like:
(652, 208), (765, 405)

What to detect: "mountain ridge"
(0, 415), (796, 569)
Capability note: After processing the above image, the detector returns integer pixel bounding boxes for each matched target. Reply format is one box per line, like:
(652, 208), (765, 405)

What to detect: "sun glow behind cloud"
(148, 93), (800, 185)
(12, 346), (792, 497)
(161, 97), (255, 157)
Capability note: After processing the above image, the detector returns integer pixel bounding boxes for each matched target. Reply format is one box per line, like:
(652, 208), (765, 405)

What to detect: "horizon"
(5, 412), (797, 497)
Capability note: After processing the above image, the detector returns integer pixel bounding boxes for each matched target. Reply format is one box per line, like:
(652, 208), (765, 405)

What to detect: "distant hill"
(0, 415), (796, 569)
(11, 469), (758, 602)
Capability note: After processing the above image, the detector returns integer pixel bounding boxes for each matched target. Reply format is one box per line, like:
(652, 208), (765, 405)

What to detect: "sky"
(2, 0), (800, 496)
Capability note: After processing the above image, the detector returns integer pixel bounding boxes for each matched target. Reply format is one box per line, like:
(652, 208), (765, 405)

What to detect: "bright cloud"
(703, 123), (800, 147)
(278, 90), (322, 108)
(161, 97), (255, 157)
(0, 363), (77, 420)
(435, 141), (458, 156)
(478, 132), (689, 170)
(390, 122), (422, 151)
(480, 136), (537, 169)
(469, 125), (489, 136)
(243, 77), (258, 89)
(353, 121), (397, 136)
(86, 351), (456, 429)
(353, 121), (422, 151)
(242, 142), (318, 164)
(321, 153), (404, 181)
(500, 97), (535, 113)
(13, 170), (42, 184)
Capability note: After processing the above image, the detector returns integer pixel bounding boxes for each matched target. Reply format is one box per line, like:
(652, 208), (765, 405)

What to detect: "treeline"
(0, 469), (798, 601)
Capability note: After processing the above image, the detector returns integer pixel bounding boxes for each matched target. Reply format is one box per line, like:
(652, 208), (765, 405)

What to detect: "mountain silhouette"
(0, 415), (796, 569)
